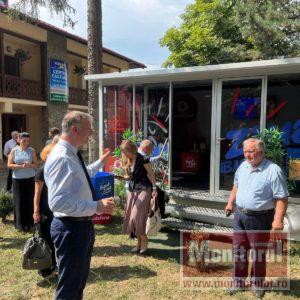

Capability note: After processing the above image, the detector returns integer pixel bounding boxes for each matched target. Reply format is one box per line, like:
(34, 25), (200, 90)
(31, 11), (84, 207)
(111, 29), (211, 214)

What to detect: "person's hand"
(100, 148), (111, 166)
(270, 219), (284, 242)
(22, 162), (30, 169)
(152, 189), (158, 198)
(224, 202), (234, 213)
(96, 197), (116, 215)
(271, 219), (284, 231)
(33, 211), (40, 223)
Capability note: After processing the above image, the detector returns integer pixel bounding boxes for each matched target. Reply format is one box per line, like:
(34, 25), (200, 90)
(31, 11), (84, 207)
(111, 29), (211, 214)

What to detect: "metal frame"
(168, 82), (173, 189)
(132, 84), (136, 133)
(98, 82), (104, 163)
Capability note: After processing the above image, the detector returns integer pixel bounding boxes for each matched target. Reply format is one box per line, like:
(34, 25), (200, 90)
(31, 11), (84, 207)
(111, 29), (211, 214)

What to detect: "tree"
(87, 0), (102, 163)
(160, 0), (300, 67)
(8, 0), (103, 163)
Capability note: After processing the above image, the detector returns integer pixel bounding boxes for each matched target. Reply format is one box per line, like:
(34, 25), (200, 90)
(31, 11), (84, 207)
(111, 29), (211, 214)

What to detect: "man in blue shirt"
(45, 111), (116, 300)
(225, 138), (288, 298)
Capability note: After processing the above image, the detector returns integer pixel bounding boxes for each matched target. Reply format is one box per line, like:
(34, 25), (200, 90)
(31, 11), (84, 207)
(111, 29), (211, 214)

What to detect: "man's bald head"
(139, 139), (154, 155)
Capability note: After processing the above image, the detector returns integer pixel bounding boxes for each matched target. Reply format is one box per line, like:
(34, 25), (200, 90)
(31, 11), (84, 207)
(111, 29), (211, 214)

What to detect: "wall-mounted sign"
(49, 58), (68, 103)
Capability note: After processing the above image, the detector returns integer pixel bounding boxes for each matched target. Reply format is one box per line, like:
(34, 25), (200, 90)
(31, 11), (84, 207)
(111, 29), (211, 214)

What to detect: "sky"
(10, 0), (194, 69)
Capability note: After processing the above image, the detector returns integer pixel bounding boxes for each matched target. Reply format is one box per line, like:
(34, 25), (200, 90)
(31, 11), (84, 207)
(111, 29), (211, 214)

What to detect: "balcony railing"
(0, 75), (88, 105)
(69, 87), (88, 106)
(0, 74), (44, 101)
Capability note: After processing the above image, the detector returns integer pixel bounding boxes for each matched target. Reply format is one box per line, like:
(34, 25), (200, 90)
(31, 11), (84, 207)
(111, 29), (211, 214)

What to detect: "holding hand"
(33, 211), (40, 223)
(152, 188), (158, 198)
(97, 197), (116, 215)
(100, 148), (111, 166)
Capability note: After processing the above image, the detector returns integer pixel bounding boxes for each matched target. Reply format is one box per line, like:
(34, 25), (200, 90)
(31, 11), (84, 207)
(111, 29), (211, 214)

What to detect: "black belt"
(57, 216), (92, 222)
(237, 206), (274, 216)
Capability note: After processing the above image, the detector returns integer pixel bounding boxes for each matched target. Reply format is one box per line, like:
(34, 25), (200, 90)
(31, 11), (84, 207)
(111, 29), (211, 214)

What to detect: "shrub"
(0, 190), (13, 222)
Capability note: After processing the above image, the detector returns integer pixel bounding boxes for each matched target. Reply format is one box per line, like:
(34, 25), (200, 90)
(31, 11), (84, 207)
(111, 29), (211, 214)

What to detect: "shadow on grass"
(0, 237), (28, 250)
(36, 274), (58, 288)
(274, 279), (300, 298)
(89, 265), (157, 283)
(94, 215), (123, 236)
(93, 245), (133, 257)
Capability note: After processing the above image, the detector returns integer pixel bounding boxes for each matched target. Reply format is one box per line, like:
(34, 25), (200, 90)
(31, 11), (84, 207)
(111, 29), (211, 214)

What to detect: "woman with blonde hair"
(33, 140), (58, 278)
(121, 139), (157, 254)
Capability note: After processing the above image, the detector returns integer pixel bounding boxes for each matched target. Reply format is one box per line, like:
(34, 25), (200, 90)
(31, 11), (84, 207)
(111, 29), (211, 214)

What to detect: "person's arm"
(7, 149), (24, 170)
(33, 181), (44, 223)
(225, 185), (238, 212)
(272, 198), (288, 230)
(86, 150), (111, 176)
(144, 162), (157, 198)
(3, 142), (10, 157)
(271, 167), (289, 230)
(149, 155), (162, 163)
(30, 149), (38, 169)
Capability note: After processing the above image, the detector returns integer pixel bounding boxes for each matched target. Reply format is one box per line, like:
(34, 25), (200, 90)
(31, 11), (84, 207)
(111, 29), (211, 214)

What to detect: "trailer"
(86, 57), (300, 240)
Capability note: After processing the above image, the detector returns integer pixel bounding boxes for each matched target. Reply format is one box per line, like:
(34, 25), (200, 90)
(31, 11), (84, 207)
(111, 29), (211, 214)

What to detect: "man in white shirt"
(45, 111), (116, 300)
(3, 131), (19, 191)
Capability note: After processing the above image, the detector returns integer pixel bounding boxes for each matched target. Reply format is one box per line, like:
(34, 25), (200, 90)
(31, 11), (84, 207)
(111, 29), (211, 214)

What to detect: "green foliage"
(114, 180), (126, 209)
(113, 129), (144, 158)
(73, 65), (86, 76)
(256, 127), (285, 167)
(14, 48), (31, 64)
(0, 190), (13, 222)
(6, 0), (76, 28)
(160, 0), (300, 67)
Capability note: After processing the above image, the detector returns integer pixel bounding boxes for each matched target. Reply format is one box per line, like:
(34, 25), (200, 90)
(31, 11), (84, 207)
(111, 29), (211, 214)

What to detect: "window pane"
(266, 74), (300, 196)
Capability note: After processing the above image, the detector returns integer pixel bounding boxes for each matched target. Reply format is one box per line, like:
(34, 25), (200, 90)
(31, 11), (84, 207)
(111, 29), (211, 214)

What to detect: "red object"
(92, 213), (112, 225)
(180, 152), (200, 173)
(104, 156), (118, 173)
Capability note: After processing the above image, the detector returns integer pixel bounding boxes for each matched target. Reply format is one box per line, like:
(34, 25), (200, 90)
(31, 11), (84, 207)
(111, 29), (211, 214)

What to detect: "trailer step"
(162, 217), (233, 233)
(167, 189), (228, 203)
(166, 203), (234, 228)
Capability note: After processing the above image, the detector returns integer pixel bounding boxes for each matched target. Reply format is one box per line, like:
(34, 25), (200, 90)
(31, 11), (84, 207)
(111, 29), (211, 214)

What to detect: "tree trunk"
(87, 0), (103, 163)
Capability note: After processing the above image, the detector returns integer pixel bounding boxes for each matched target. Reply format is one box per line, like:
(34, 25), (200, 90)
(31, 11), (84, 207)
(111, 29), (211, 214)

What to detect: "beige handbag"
(146, 197), (162, 236)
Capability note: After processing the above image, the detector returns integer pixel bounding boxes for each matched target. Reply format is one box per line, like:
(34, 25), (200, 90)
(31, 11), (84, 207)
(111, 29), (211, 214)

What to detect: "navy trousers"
(51, 217), (95, 300)
(233, 207), (274, 288)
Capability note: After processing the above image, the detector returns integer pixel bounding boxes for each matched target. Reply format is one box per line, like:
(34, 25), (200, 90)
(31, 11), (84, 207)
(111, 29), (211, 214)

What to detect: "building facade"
(0, 10), (145, 159)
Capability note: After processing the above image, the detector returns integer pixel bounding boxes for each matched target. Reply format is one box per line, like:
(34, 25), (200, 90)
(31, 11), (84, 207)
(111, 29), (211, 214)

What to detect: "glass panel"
(103, 85), (132, 150)
(134, 86), (144, 134)
(172, 82), (212, 190)
(219, 79), (262, 191)
(266, 74), (300, 197)
(146, 85), (170, 187)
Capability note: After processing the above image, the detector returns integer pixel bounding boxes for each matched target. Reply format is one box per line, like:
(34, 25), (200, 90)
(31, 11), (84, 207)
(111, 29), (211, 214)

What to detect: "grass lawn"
(1, 210), (300, 300)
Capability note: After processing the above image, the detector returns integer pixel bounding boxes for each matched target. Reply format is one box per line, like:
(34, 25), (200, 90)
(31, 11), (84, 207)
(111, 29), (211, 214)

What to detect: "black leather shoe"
(252, 288), (265, 298)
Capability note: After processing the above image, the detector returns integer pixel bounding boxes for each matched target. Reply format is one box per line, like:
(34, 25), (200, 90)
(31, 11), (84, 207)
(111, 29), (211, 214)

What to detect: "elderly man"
(138, 139), (162, 163)
(45, 111), (116, 300)
(225, 138), (288, 298)
(3, 131), (19, 191)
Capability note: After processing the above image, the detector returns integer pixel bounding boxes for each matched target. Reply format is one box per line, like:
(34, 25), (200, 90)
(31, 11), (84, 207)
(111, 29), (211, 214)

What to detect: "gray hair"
(61, 111), (92, 133)
(11, 131), (18, 137)
(243, 138), (265, 153)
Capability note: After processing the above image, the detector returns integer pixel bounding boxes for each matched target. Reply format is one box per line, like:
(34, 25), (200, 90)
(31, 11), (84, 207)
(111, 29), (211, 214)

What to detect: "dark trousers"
(38, 215), (56, 276)
(51, 217), (95, 300)
(6, 168), (12, 192)
(233, 207), (274, 288)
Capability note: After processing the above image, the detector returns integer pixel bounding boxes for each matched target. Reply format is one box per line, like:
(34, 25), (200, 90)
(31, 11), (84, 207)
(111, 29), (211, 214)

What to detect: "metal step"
(166, 203), (234, 228)
(162, 217), (233, 233)
(167, 188), (228, 203)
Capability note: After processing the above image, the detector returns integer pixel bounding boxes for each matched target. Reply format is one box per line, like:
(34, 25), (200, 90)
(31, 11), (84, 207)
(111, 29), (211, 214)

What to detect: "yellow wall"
(0, 13), (47, 42)
(3, 34), (41, 81)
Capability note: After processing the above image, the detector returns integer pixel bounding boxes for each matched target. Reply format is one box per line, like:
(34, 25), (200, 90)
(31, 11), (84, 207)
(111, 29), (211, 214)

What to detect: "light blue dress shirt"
(234, 159), (289, 211)
(12, 146), (36, 179)
(44, 139), (103, 217)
